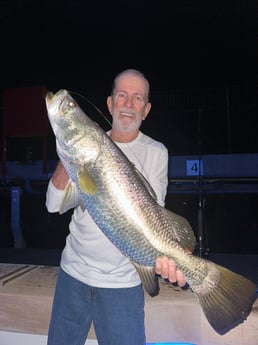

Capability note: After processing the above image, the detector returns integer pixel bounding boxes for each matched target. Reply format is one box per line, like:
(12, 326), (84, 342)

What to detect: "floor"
(0, 248), (257, 289)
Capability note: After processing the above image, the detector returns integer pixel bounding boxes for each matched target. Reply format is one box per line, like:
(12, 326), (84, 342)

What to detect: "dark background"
(1, 1), (257, 101)
(1, 0), (258, 155)
(0, 0), (258, 254)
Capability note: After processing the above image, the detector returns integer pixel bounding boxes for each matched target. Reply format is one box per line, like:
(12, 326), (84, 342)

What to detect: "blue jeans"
(47, 268), (146, 345)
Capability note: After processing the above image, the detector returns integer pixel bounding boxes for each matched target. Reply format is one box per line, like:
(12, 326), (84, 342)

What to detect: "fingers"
(175, 269), (187, 287)
(155, 256), (187, 287)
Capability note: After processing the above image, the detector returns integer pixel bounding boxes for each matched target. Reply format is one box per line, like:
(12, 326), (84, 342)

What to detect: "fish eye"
(68, 101), (75, 108)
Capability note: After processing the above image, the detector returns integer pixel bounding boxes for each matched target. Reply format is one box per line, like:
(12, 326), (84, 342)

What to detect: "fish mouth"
(46, 89), (67, 105)
(46, 91), (54, 103)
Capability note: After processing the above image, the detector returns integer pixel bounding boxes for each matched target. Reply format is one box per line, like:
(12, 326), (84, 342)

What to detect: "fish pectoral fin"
(133, 263), (159, 297)
(165, 208), (196, 253)
(77, 165), (98, 195)
(60, 181), (79, 214)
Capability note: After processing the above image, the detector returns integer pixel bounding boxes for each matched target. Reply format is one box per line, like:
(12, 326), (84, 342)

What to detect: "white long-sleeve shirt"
(46, 131), (168, 288)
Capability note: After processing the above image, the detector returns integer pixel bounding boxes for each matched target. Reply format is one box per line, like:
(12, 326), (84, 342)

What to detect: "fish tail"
(194, 263), (257, 334)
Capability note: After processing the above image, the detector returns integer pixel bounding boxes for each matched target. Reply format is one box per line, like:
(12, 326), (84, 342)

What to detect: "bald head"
(111, 69), (150, 101)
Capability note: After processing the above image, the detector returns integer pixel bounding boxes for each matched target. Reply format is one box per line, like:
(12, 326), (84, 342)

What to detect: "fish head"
(46, 89), (72, 137)
(46, 89), (102, 164)
(46, 89), (76, 139)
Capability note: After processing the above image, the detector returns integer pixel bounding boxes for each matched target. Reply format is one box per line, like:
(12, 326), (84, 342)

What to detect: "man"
(46, 69), (186, 345)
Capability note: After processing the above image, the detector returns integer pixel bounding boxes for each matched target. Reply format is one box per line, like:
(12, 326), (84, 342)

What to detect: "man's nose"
(125, 95), (133, 107)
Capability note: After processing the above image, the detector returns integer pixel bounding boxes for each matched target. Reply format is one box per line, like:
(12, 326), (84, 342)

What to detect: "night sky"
(1, 0), (258, 155)
(1, 1), (257, 89)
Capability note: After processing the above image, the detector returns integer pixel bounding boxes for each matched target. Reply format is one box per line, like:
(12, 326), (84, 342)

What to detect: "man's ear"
(107, 96), (112, 114)
(143, 102), (151, 120)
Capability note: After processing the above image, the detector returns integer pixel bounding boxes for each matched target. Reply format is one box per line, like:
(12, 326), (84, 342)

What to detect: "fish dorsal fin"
(77, 165), (98, 195)
(133, 263), (160, 297)
(165, 208), (196, 253)
(60, 181), (81, 214)
(133, 166), (157, 201)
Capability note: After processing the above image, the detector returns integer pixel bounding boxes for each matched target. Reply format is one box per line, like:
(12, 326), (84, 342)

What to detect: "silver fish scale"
(53, 92), (197, 270)
(47, 90), (258, 335)
(75, 161), (164, 266)
(59, 121), (186, 268)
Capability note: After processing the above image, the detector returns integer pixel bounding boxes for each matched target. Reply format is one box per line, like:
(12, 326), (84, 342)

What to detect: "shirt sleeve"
(45, 179), (81, 213)
(148, 145), (169, 207)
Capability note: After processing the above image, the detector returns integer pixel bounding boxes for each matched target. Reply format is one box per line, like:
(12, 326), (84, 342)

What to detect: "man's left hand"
(155, 256), (186, 287)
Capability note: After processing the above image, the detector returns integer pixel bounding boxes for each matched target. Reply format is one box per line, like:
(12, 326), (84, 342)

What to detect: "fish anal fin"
(77, 165), (98, 195)
(133, 263), (159, 297)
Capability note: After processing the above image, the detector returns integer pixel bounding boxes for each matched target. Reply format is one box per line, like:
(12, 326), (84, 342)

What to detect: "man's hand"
(51, 161), (69, 190)
(155, 256), (186, 287)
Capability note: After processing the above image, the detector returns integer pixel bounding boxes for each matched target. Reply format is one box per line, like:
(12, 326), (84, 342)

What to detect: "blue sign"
(186, 159), (203, 176)
(146, 343), (196, 345)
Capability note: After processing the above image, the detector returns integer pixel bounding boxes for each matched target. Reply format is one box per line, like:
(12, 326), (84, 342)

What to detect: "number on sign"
(186, 159), (203, 176)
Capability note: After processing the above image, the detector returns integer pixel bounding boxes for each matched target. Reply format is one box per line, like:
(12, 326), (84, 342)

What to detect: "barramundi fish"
(46, 89), (256, 334)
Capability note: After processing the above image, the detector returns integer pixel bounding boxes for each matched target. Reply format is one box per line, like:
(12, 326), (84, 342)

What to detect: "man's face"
(107, 73), (151, 134)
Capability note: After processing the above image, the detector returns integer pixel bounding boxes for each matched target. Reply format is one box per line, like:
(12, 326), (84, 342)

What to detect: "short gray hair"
(111, 69), (150, 101)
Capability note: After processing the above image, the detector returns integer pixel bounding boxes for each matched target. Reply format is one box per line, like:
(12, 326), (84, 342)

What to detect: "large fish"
(46, 89), (256, 334)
